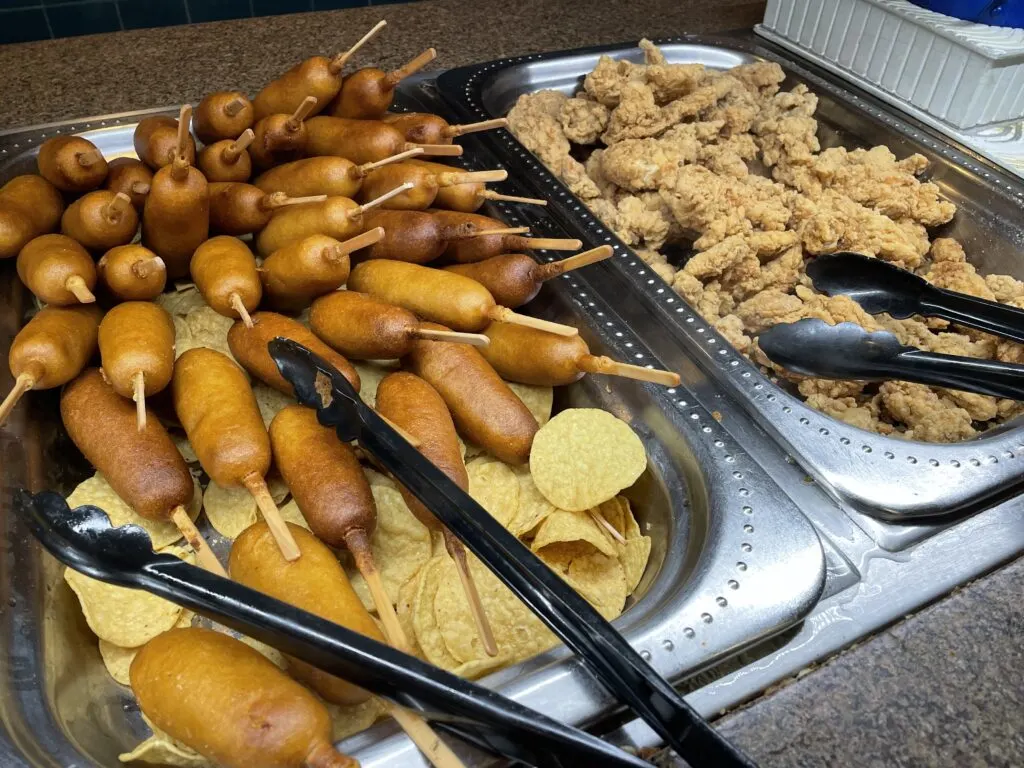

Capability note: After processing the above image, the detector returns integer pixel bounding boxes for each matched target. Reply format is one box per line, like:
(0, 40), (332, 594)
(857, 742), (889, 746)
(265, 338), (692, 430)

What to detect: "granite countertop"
(1, 2), (1021, 766)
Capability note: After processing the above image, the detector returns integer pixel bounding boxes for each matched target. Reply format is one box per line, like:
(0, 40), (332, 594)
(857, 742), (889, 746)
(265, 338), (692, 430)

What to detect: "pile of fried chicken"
(508, 39), (1024, 443)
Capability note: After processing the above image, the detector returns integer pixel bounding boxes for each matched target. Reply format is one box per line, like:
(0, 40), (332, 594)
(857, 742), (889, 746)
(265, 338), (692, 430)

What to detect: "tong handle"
(356, 407), (754, 767)
(897, 350), (1024, 400)
(924, 288), (1024, 344)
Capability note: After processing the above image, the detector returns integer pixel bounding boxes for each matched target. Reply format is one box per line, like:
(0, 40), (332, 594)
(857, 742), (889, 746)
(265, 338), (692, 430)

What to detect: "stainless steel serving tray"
(0, 97), (825, 767)
(436, 34), (1024, 523)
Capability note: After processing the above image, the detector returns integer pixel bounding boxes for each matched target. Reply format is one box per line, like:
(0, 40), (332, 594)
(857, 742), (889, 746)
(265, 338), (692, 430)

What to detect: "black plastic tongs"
(267, 339), (754, 768)
(758, 252), (1024, 399)
(14, 491), (646, 768)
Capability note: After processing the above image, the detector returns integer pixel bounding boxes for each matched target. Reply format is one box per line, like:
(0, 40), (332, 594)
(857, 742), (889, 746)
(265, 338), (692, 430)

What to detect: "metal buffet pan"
(0, 101), (825, 767)
(437, 35), (1024, 523)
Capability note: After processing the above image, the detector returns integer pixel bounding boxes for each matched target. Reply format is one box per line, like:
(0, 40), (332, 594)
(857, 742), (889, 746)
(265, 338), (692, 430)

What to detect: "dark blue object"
(908, 0), (1024, 28)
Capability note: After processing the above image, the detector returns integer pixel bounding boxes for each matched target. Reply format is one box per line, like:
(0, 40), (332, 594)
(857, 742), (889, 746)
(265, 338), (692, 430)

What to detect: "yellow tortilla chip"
(252, 383), (294, 428)
(620, 537), (652, 594)
(202, 481), (257, 540)
(99, 611), (193, 686)
(276, 499), (312, 530)
(235, 634), (287, 669)
(433, 554), (557, 665)
(267, 476), (290, 505)
(118, 735), (211, 766)
(327, 696), (387, 742)
(173, 433), (199, 464)
(508, 468), (557, 538)
(176, 306), (237, 363)
(395, 570), (426, 660)
(363, 467), (392, 487)
(451, 656), (510, 681)
(537, 544), (628, 621)
(67, 473), (201, 550)
(507, 381), (553, 426)
(463, 440), (486, 460)
(529, 409), (647, 511)
(467, 458), (519, 528)
(351, 360), (400, 407)
(65, 549), (193, 647)
(412, 557), (461, 670)
(531, 508), (618, 558)
(348, 483), (432, 611)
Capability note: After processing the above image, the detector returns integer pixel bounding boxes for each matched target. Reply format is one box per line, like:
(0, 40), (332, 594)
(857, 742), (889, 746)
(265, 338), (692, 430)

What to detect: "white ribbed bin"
(760, 0), (1024, 129)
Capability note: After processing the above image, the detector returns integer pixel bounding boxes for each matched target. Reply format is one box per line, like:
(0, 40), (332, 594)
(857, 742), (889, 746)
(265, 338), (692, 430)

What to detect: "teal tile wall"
(0, 0), (412, 44)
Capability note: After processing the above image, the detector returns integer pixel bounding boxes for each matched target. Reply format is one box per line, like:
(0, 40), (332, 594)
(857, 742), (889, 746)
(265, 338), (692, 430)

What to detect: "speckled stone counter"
(2, 2), (1021, 765)
(0, 0), (766, 131)
(716, 556), (1024, 768)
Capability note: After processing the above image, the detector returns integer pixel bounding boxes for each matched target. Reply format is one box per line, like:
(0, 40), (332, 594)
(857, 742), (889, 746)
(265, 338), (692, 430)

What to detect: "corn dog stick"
(411, 143), (463, 157)
(355, 147), (423, 175)
(436, 170), (508, 187)
(478, 191), (546, 206)
(170, 505), (227, 577)
(443, 118), (508, 138)
(329, 19), (387, 73)
(412, 328), (490, 347)
(223, 129), (255, 162)
(577, 356), (680, 386)
(103, 192), (132, 223)
(344, 528), (410, 653)
(0, 372), (34, 426)
(229, 293), (254, 329)
(65, 275), (96, 304)
(487, 306), (577, 337)
(354, 182), (414, 215)
(385, 701), (467, 768)
(470, 227), (530, 237)
(521, 237), (582, 251)
(590, 509), (626, 544)
(385, 48), (437, 87)
(243, 473), (301, 561)
(536, 245), (613, 279)
(132, 370), (147, 432)
(444, 530), (497, 657)
(263, 192), (329, 210)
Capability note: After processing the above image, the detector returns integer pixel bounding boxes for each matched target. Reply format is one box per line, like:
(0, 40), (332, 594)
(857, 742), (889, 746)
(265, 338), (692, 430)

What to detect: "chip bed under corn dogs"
(0, 20), (683, 768)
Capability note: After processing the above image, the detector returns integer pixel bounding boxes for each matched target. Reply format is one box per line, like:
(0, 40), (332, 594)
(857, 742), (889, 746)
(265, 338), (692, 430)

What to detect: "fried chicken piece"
(603, 77), (737, 144)
(735, 289), (805, 333)
(728, 61), (786, 97)
(601, 136), (697, 191)
(924, 254), (995, 300)
(929, 237), (966, 263)
(583, 55), (647, 107)
(714, 314), (752, 353)
(879, 315), (937, 349)
(683, 234), (755, 281)
(751, 243), (804, 297)
(985, 273), (1024, 303)
(798, 378), (866, 399)
(941, 389), (998, 422)
(791, 191), (929, 270)
(753, 84), (820, 168)
(560, 98), (610, 145)
(804, 392), (895, 434)
(660, 165), (793, 244)
(639, 38), (666, 66)
(794, 285), (882, 330)
(672, 272), (733, 322)
(614, 194), (671, 249)
(997, 399), (1024, 421)
(996, 339), (1024, 364)
(775, 146), (955, 226)
(878, 381), (976, 442)
(698, 132), (758, 178)
(560, 156), (602, 200)
(645, 62), (709, 103)
(635, 248), (676, 283)
(928, 330), (997, 359)
(584, 149), (618, 198)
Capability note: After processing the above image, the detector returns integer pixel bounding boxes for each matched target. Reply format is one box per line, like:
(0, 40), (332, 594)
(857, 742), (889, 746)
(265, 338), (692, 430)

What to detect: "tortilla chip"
(412, 557), (461, 670)
(531, 508), (618, 558)
(351, 361), (400, 407)
(537, 544), (628, 621)
(155, 284), (207, 318)
(507, 382), (553, 426)
(466, 458), (519, 528)
(508, 468), (557, 538)
(277, 499), (311, 530)
(176, 306), (237, 363)
(529, 409), (646, 511)
(202, 481), (257, 539)
(252, 384), (294, 428)
(395, 570), (426, 661)
(327, 696), (387, 742)
(99, 611), (193, 686)
(67, 473), (201, 550)
(118, 735), (211, 766)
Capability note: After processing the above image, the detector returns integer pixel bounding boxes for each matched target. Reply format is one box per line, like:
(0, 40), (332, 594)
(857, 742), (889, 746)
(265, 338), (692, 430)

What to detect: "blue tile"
(47, 1), (120, 37)
(187, 0), (250, 21)
(252, 0), (312, 15)
(313, 0), (368, 8)
(117, 0), (186, 29)
(0, 8), (50, 43)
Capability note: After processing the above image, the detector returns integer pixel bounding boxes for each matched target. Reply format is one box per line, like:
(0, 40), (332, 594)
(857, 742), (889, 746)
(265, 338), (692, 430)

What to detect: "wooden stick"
(536, 245), (613, 280)
(65, 275), (96, 304)
(589, 508), (626, 544)
(577, 355), (681, 386)
(263, 192), (328, 211)
(354, 182), (414, 215)
(132, 370), (147, 432)
(224, 128), (254, 162)
(229, 292), (254, 328)
(103, 192), (132, 223)
(471, 227), (529, 237)
(243, 473), (301, 561)
(171, 104), (193, 180)
(444, 531), (497, 657)
(384, 701), (468, 768)
(385, 47), (437, 87)
(412, 327), (489, 347)
(377, 413), (421, 447)
(437, 170), (508, 187)
(345, 529), (411, 653)
(329, 19), (387, 74)
(77, 149), (103, 168)
(131, 256), (164, 279)
(0, 372), (34, 427)
(335, 226), (385, 254)
(478, 190), (547, 206)
(519, 237), (582, 251)
(224, 97), (247, 117)
(354, 147), (423, 176)
(409, 143), (463, 157)
(170, 505), (227, 577)
(130, 181), (151, 196)
(443, 118), (508, 138)
(488, 306), (578, 337)
(288, 96), (318, 128)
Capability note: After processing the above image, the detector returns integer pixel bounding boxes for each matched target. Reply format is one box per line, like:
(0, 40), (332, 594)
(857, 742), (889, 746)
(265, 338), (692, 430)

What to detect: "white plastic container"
(759, 0), (1024, 129)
